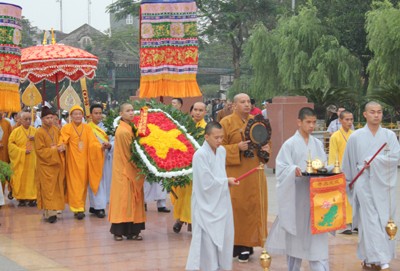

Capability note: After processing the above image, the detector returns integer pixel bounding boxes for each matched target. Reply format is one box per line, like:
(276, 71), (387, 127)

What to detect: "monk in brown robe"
(220, 93), (270, 263)
(34, 107), (65, 223)
(108, 103), (146, 241)
(216, 99), (233, 122)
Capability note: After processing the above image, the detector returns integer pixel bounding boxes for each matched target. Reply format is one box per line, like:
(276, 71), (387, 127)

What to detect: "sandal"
(173, 220), (183, 233)
(127, 234), (143, 241)
(114, 235), (123, 241)
(361, 262), (381, 270)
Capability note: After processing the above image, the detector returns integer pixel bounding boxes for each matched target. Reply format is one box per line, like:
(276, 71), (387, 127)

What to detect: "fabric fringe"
(0, 87), (21, 112)
(139, 74), (201, 98)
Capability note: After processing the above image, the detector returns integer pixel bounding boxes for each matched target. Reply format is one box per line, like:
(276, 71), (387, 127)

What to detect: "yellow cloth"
(88, 122), (109, 143)
(8, 126), (37, 200)
(59, 122), (104, 212)
(0, 119), (12, 163)
(108, 121), (146, 224)
(220, 112), (268, 247)
(34, 125), (65, 211)
(328, 127), (353, 224)
(172, 118), (206, 223)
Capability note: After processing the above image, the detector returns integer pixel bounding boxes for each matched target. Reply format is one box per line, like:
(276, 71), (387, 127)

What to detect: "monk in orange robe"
(0, 112), (12, 196)
(34, 107), (65, 223)
(220, 93), (270, 263)
(59, 105), (104, 220)
(8, 111), (37, 207)
(109, 103), (145, 241)
(172, 102), (207, 233)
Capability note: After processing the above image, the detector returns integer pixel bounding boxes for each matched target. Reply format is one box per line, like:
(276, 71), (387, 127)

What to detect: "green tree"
(366, 0), (400, 90)
(21, 17), (37, 48)
(245, 4), (361, 104)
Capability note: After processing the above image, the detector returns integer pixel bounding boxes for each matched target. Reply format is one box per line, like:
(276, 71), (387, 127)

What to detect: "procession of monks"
(1, 95), (397, 271)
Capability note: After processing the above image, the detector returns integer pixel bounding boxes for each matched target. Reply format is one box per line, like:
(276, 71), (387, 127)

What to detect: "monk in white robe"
(186, 122), (237, 271)
(342, 102), (400, 271)
(88, 104), (113, 218)
(267, 107), (330, 271)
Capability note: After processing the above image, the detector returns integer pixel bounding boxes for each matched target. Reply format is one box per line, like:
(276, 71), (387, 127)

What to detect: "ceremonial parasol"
(20, 32), (98, 115)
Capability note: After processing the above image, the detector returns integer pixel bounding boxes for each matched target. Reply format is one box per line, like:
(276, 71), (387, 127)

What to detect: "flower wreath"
(130, 99), (204, 192)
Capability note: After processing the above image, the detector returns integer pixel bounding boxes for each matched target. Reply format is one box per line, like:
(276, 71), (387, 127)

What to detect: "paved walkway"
(0, 169), (399, 270)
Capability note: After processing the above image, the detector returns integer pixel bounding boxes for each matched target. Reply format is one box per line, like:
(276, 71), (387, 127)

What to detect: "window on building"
(126, 14), (133, 25)
(80, 36), (92, 48)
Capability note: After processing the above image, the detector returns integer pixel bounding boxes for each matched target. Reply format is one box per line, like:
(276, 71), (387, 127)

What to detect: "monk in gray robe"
(186, 122), (238, 271)
(342, 102), (400, 271)
(267, 107), (330, 271)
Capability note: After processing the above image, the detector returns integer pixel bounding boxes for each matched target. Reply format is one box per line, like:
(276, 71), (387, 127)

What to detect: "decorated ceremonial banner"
(310, 173), (347, 234)
(0, 3), (22, 112)
(139, 0), (202, 98)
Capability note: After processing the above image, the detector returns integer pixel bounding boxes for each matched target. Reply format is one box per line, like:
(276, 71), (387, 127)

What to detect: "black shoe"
(157, 207), (171, 213)
(48, 216), (57, 224)
(187, 223), (192, 232)
(173, 221), (183, 233)
(18, 200), (26, 207)
(75, 212), (85, 220)
(28, 200), (37, 207)
(340, 229), (352, 235)
(95, 209), (106, 218)
(238, 251), (250, 263)
(89, 207), (96, 214)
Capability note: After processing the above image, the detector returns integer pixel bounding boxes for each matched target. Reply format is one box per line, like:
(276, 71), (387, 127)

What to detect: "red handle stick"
(235, 164), (264, 182)
(349, 142), (387, 189)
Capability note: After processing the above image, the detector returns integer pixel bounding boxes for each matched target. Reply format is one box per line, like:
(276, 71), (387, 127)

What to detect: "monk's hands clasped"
(238, 140), (250, 151)
(228, 177), (238, 186)
(57, 144), (65, 153)
(102, 142), (111, 150)
(295, 167), (302, 177)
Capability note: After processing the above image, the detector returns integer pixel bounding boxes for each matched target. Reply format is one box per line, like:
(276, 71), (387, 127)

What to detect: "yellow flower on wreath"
(139, 124), (187, 159)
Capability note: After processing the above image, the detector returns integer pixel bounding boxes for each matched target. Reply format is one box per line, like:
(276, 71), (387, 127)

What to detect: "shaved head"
(364, 101), (382, 112)
(233, 93), (250, 103)
(192, 102), (206, 123)
(119, 103), (133, 113)
(193, 102), (206, 110)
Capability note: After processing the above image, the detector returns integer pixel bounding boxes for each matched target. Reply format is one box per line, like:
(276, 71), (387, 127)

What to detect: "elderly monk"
(8, 111), (37, 207)
(109, 103), (146, 241)
(34, 107), (65, 223)
(172, 102), (207, 233)
(59, 105), (104, 220)
(220, 93), (270, 262)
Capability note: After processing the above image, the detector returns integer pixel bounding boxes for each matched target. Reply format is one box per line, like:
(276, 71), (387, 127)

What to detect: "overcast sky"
(9, 0), (115, 33)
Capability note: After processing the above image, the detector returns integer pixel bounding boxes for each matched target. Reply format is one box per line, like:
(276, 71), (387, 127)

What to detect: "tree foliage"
(366, 0), (400, 90)
(245, 4), (362, 103)
(368, 85), (400, 120)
